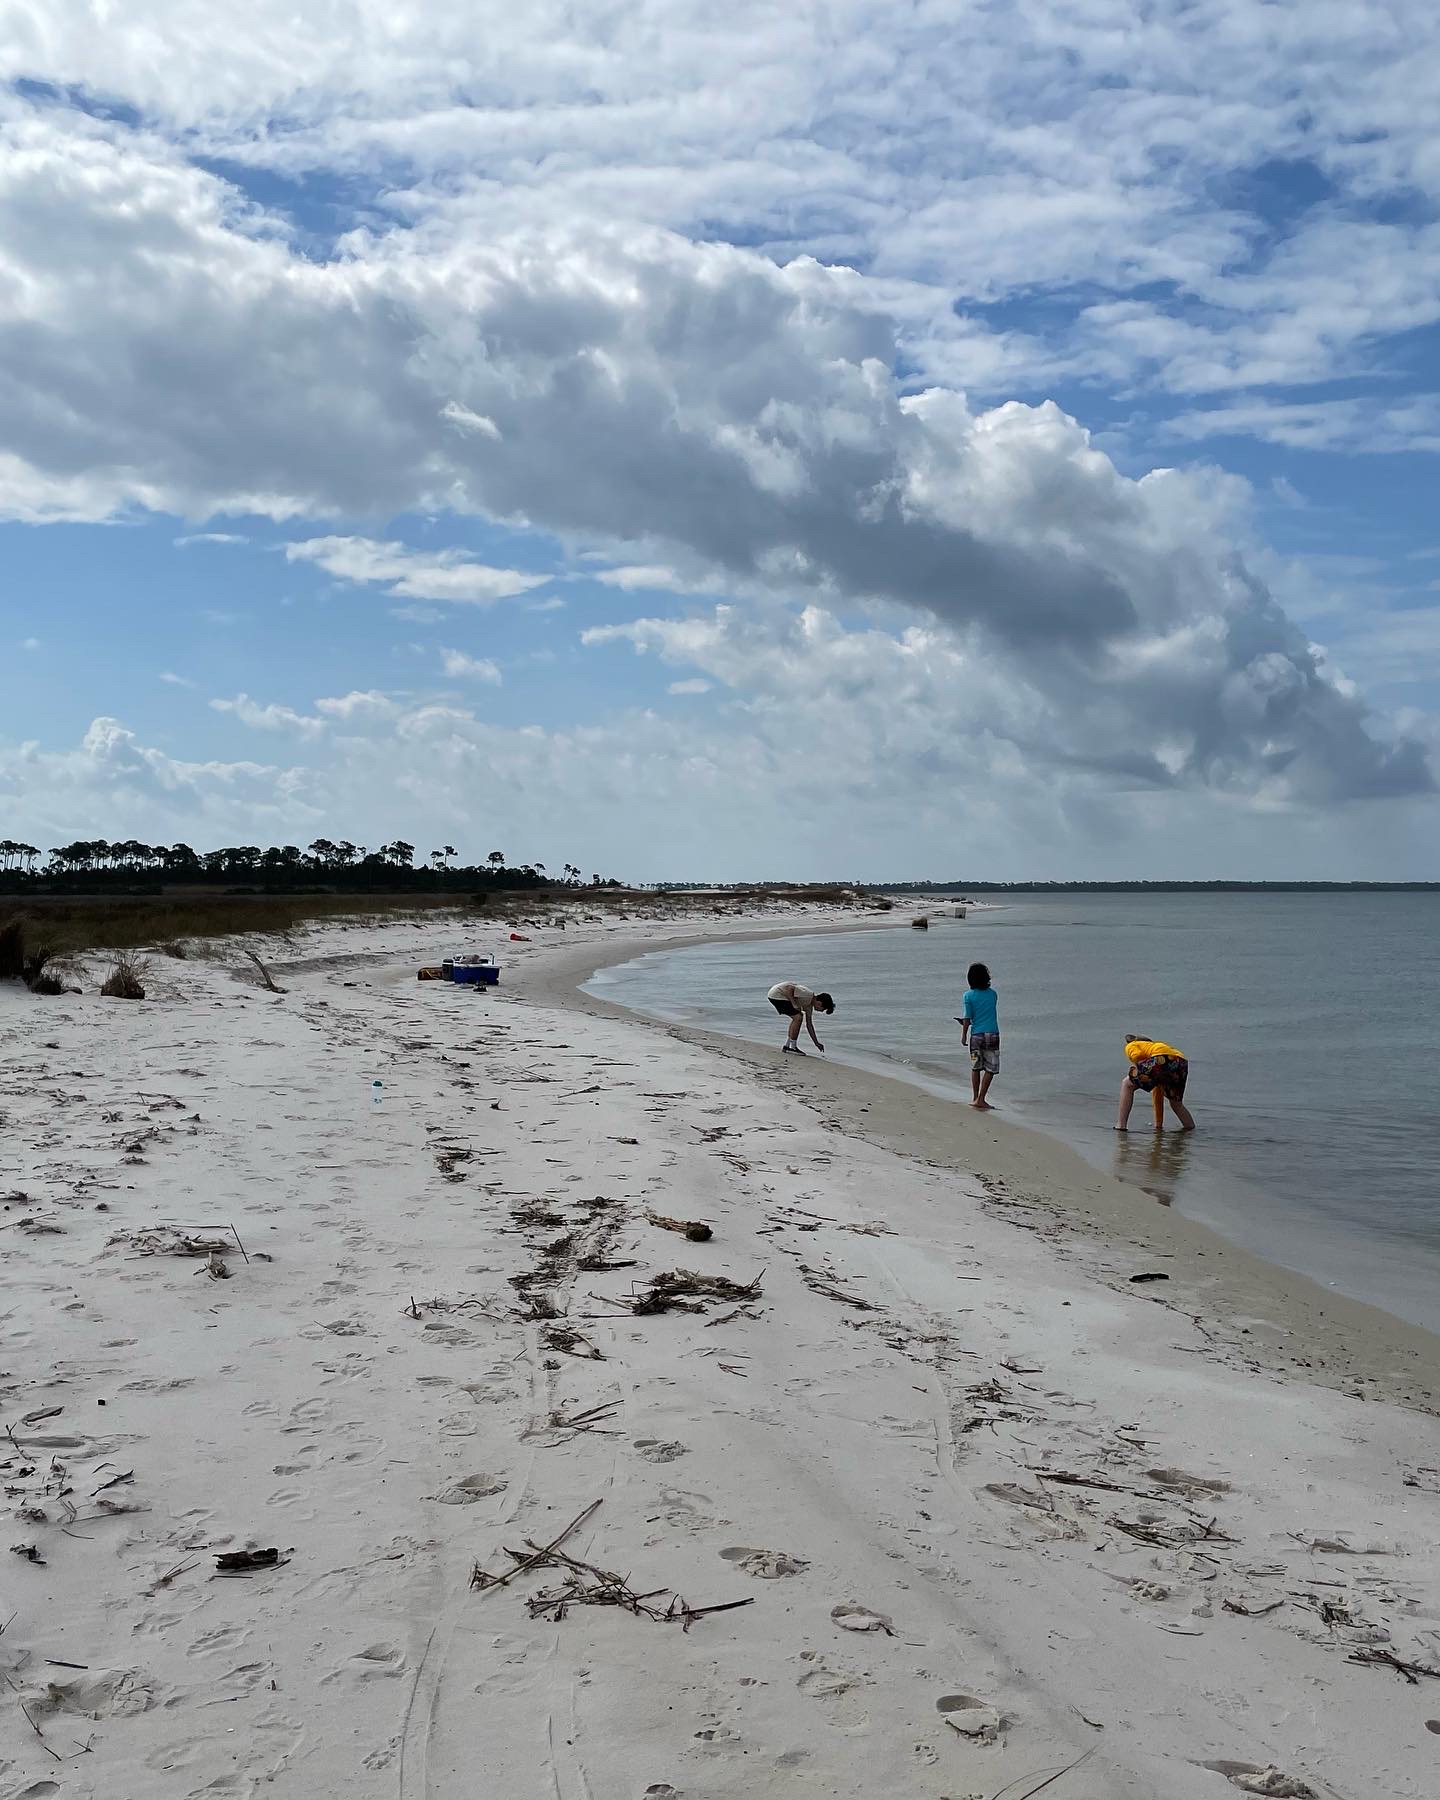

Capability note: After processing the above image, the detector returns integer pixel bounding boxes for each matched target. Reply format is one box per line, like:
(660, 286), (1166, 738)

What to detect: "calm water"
(586, 894), (1440, 1332)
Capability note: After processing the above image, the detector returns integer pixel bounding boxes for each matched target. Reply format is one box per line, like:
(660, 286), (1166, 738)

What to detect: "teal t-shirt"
(962, 987), (999, 1035)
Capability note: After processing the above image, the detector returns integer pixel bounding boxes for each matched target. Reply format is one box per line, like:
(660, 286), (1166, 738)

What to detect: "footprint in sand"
(351, 1642), (406, 1678)
(693, 1724), (741, 1749)
(24, 1667), (161, 1719)
(937, 1693), (1004, 1743)
(830, 1602), (894, 1634)
(430, 1473), (508, 1504)
(719, 1547), (808, 1579)
(438, 1414), (480, 1436)
(633, 1438), (688, 1462)
(207, 1662), (269, 1697)
(796, 1651), (860, 1697)
(649, 1489), (725, 1531)
(283, 1397), (330, 1430)
(1201, 1761), (1315, 1798)
(190, 1624), (249, 1657)
(266, 1486), (313, 1513)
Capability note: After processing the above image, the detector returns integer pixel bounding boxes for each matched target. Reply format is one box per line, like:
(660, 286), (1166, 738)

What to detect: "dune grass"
(2, 881), (861, 974)
(0, 890), (491, 961)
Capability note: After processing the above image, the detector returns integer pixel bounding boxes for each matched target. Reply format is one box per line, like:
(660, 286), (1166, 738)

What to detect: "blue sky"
(2, 2), (1439, 878)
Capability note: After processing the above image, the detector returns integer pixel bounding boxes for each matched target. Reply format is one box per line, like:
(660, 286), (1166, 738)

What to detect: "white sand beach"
(3, 903), (1439, 1800)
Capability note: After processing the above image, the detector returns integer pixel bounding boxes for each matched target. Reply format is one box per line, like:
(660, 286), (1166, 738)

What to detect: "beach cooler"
(444, 956), (500, 986)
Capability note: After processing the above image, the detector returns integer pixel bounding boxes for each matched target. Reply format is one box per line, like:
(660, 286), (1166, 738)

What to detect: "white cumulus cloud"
(440, 648), (502, 683)
(284, 536), (545, 604)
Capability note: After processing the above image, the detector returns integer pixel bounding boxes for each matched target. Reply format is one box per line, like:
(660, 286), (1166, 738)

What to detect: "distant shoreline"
(874, 879), (1440, 893)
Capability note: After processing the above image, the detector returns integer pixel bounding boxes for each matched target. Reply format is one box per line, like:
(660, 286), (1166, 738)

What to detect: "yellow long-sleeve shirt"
(1126, 1038), (1183, 1063)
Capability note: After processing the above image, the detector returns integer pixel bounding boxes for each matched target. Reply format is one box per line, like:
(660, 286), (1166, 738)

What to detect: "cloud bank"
(0, 111), (1427, 810)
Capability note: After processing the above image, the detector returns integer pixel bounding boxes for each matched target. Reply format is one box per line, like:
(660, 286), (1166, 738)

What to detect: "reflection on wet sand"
(1114, 1127), (1195, 1206)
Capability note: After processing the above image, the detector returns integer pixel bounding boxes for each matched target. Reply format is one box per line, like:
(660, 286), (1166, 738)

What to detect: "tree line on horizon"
(0, 836), (623, 893)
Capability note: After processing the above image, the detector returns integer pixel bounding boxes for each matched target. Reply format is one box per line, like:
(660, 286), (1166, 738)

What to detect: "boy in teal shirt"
(957, 961), (1000, 1110)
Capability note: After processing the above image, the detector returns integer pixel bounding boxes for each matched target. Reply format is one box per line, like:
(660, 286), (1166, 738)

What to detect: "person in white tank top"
(766, 980), (835, 1054)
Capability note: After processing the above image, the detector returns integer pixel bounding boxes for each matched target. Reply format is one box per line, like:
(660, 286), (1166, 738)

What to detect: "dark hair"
(966, 962), (991, 990)
(815, 991), (835, 1013)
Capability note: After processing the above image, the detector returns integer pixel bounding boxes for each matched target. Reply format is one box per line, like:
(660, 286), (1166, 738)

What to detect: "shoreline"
(521, 921), (1440, 1416)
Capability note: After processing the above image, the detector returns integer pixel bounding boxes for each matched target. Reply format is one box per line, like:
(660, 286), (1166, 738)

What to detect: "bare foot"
(1112, 1125), (1128, 1132)
(971, 1100), (994, 1111)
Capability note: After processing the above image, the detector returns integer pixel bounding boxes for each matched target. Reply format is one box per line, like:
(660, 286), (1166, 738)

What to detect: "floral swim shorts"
(1128, 1054), (1188, 1099)
(969, 1031), (1000, 1076)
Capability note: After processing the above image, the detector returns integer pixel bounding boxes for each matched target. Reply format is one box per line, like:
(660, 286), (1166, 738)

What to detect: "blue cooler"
(449, 959), (499, 985)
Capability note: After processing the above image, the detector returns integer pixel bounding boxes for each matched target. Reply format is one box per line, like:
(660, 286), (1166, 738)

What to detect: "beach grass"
(0, 889), (489, 961)
(0, 881), (864, 963)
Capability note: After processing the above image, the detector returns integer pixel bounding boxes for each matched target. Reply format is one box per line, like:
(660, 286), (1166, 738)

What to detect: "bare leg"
(785, 1013), (804, 1050)
(970, 1065), (982, 1104)
(1115, 1074), (1137, 1130)
(1167, 1094), (1196, 1132)
(974, 1071), (996, 1109)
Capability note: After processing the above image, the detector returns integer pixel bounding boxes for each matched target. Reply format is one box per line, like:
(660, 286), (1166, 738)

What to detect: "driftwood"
(1222, 1594), (1285, 1617)
(244, 950), (286, 994)
(214, 1547), (287, 1573)
(646, 1211), (713, 1243)
(627, 1269), (763, 1316)
(1028, 1468), (1146, 1497)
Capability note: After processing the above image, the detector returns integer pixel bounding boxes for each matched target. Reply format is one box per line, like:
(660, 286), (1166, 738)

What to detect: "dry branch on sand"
(1105, 1510), (1237, 1550)
(621, 1269), (764, 1316)
(1346, 1646), (1440, 1682)
(118, 1226), (248, 1263)
(542, 1324), (605, 1360)
(527, 1400), (623, 1439)
(243, 949), (286, 993)
(469, 1497), (753, 1631)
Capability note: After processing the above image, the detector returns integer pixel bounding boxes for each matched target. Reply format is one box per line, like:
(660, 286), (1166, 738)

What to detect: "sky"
(2, 1), (1439, 881)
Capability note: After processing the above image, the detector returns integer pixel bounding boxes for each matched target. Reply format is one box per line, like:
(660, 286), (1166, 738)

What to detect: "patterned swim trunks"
(1128, 1054), (1188, 1099)
(969, 1032), (1000, 1076)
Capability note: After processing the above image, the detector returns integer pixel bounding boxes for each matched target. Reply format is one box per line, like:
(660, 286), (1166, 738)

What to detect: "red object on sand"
(509, 931), (530, 941)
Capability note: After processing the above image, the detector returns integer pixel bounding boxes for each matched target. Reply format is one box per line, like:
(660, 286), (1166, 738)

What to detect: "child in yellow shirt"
(1115, 1035), (1196, 1132)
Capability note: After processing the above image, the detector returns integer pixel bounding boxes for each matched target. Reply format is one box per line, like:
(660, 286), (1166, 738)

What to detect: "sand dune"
(1, 905), (1437, 1799)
